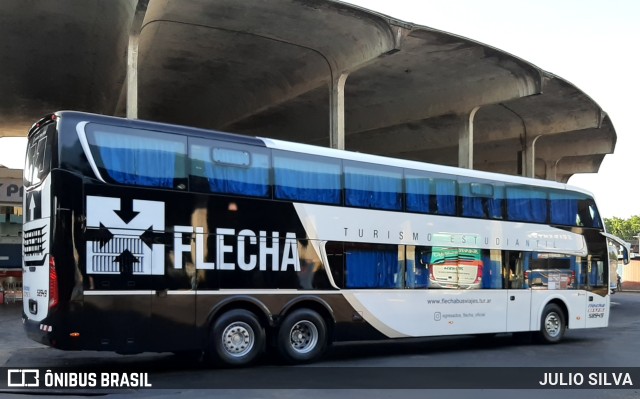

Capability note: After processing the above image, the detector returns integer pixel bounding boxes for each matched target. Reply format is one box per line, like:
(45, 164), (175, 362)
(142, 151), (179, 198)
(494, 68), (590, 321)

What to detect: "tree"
(604, 215), (640, 241)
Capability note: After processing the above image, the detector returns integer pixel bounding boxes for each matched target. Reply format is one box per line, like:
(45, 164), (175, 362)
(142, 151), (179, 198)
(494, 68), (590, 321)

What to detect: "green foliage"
(604, 215), (640, 241)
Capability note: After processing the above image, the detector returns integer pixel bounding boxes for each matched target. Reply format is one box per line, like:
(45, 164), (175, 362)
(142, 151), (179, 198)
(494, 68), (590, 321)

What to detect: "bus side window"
(325, 242), (345, 288)
(405, 246), (429, 288)
(433, 178), (456, 216)
(189, 138), (270, 198)
(273, 151), (341, 205)
(405, 173), (432, 214)
(297, 239), (332, 290)
(344, 243), (402, 289)
(460, 182), (495, 218)
(506, 186), (548, 223)
(86, 124), (188, 189)
(504, 251), (525, 289)
(550, 191), (579, 226)
(344, 162), (402, 211)
(482, 250), (503, 289)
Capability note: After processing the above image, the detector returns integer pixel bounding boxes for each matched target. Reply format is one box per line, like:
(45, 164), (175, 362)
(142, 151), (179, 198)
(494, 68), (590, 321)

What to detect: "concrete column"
(330, 72), (349, 150)
(545, 159), (559, 181)
(458, 107), (480, 169)
(523, 135), (542, 178)
(126, 0), (149, 119)
(126, 34), (139, 119)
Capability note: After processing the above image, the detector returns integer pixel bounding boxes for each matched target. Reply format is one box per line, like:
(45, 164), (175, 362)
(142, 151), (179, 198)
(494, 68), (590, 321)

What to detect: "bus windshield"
(24, 122), (54, 187)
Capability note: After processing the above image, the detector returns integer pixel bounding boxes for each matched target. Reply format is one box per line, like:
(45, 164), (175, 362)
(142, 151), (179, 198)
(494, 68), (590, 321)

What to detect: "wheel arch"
(543, 298), (569, 328)
(205, 295), (274, 336)
(533, 296), (569, 331)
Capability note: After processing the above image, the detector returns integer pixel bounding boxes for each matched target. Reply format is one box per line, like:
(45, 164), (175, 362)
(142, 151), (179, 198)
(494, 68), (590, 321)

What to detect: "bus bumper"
(23, 314), (57, 347)
(22, 311), (82, 350)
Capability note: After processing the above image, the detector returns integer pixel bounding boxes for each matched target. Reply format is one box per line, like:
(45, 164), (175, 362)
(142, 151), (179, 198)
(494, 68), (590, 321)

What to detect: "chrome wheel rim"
(544, 312), (561, 338)
(289, 320), (318, 354)
(221, 321), (254, 357)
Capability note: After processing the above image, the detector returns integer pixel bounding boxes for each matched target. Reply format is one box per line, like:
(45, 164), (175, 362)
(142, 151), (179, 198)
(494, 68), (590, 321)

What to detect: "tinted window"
(506, 186), (548, 223)
(24, 124), (54, 187)
(459, 181), (504, 219)
(190, 138), (270, 198)
(405, 171), (432, 213)
(274, 151), (341, 204)
(86, 124), (187, 189)
(344, 243), (402, 288)
(345, 162), (402, 210)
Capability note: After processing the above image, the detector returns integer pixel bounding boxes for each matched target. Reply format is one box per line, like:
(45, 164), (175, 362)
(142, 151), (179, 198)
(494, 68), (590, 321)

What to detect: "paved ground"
(0, 302), (46, 366)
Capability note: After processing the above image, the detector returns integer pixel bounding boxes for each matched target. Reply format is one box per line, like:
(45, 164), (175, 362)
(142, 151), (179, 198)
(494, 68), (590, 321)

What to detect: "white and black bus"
(22, 111), (629, 366)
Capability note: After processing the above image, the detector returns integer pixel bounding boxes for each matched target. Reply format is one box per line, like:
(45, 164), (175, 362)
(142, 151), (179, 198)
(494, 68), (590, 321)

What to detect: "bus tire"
(538, 303), (565, 344)
(210, 309), (265, 367)
(277, 309), (327, 364)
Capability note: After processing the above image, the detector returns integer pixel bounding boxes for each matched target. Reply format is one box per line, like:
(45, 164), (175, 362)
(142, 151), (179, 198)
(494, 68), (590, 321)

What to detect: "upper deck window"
(548, 190), (603, 228)
(460, 181), (504, 219)
(506, 186), (548, 223)
(190, 138), (270, 198)
(405, 170), (457, 216)
(85, 124), (187, 189)
(273, 151), (341, 204)
(344, 162), (402, 211)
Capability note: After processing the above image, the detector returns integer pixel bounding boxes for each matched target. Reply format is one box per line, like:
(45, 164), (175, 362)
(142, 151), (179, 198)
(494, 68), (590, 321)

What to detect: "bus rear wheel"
(277, 309), (327, 364)
(538, 303), (565, 344)
(210, 309), (265, 367)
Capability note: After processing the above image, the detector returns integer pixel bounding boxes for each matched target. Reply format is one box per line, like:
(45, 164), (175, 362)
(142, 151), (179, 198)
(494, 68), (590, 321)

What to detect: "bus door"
(584, 255), (609, 328)
(505, 252), (531, 332)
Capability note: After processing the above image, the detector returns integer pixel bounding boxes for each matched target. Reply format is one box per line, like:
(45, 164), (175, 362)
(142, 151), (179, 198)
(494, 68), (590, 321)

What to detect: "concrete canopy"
(0, 0), (616, 183)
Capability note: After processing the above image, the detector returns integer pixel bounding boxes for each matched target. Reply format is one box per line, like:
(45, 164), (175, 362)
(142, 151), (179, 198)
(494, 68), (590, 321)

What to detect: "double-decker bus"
(22, 111), (629, 367)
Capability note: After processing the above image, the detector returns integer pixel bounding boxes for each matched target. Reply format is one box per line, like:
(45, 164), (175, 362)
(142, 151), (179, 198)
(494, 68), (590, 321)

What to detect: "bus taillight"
(476, 264), (483, 283)
(49, 256), (59, 309)
(569, 270), (576, 287)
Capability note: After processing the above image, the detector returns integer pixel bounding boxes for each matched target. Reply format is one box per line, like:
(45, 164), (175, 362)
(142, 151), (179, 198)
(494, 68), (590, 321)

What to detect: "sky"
(1, 0), (638, 218)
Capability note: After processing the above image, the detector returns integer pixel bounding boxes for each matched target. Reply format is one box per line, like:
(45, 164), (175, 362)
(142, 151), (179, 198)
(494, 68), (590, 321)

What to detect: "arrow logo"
(140, 226), (172, 249)
(114, 198), (140, 224)
(29, 195), (36, 221)
(85, 223), (115, 248)
(86, 196), (166, 276)
(113, 249), (139, 276)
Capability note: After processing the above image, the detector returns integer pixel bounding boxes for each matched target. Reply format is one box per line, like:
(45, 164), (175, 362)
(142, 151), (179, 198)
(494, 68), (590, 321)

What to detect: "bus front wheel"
(538, 303), (565, 344)
(210, 309), (265, 367)
(277, 309), (328, 364)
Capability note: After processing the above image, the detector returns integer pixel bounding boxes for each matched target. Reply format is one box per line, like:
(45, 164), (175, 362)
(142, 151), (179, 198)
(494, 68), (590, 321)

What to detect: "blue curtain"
(434, 179), (456, 215)
(481, 253), (501, 289)
(406, 176), (431, 213)
(506, 187), (547, 223)
(94, 131), (184, 188)
(346, 248), (399, 288)
(204, 162), (269, 197)
(487, 186), (504, 219)
(460, 184), (484, 217)
(345, 166), (402, 210)
(549, 192), (578, 226)
(274, 155), (341, 204)
(190, 143), (269, 197)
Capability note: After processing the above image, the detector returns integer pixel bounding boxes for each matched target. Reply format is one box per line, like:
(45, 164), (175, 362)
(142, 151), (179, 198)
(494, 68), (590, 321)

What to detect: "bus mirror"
(622, 247), (630, 265)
